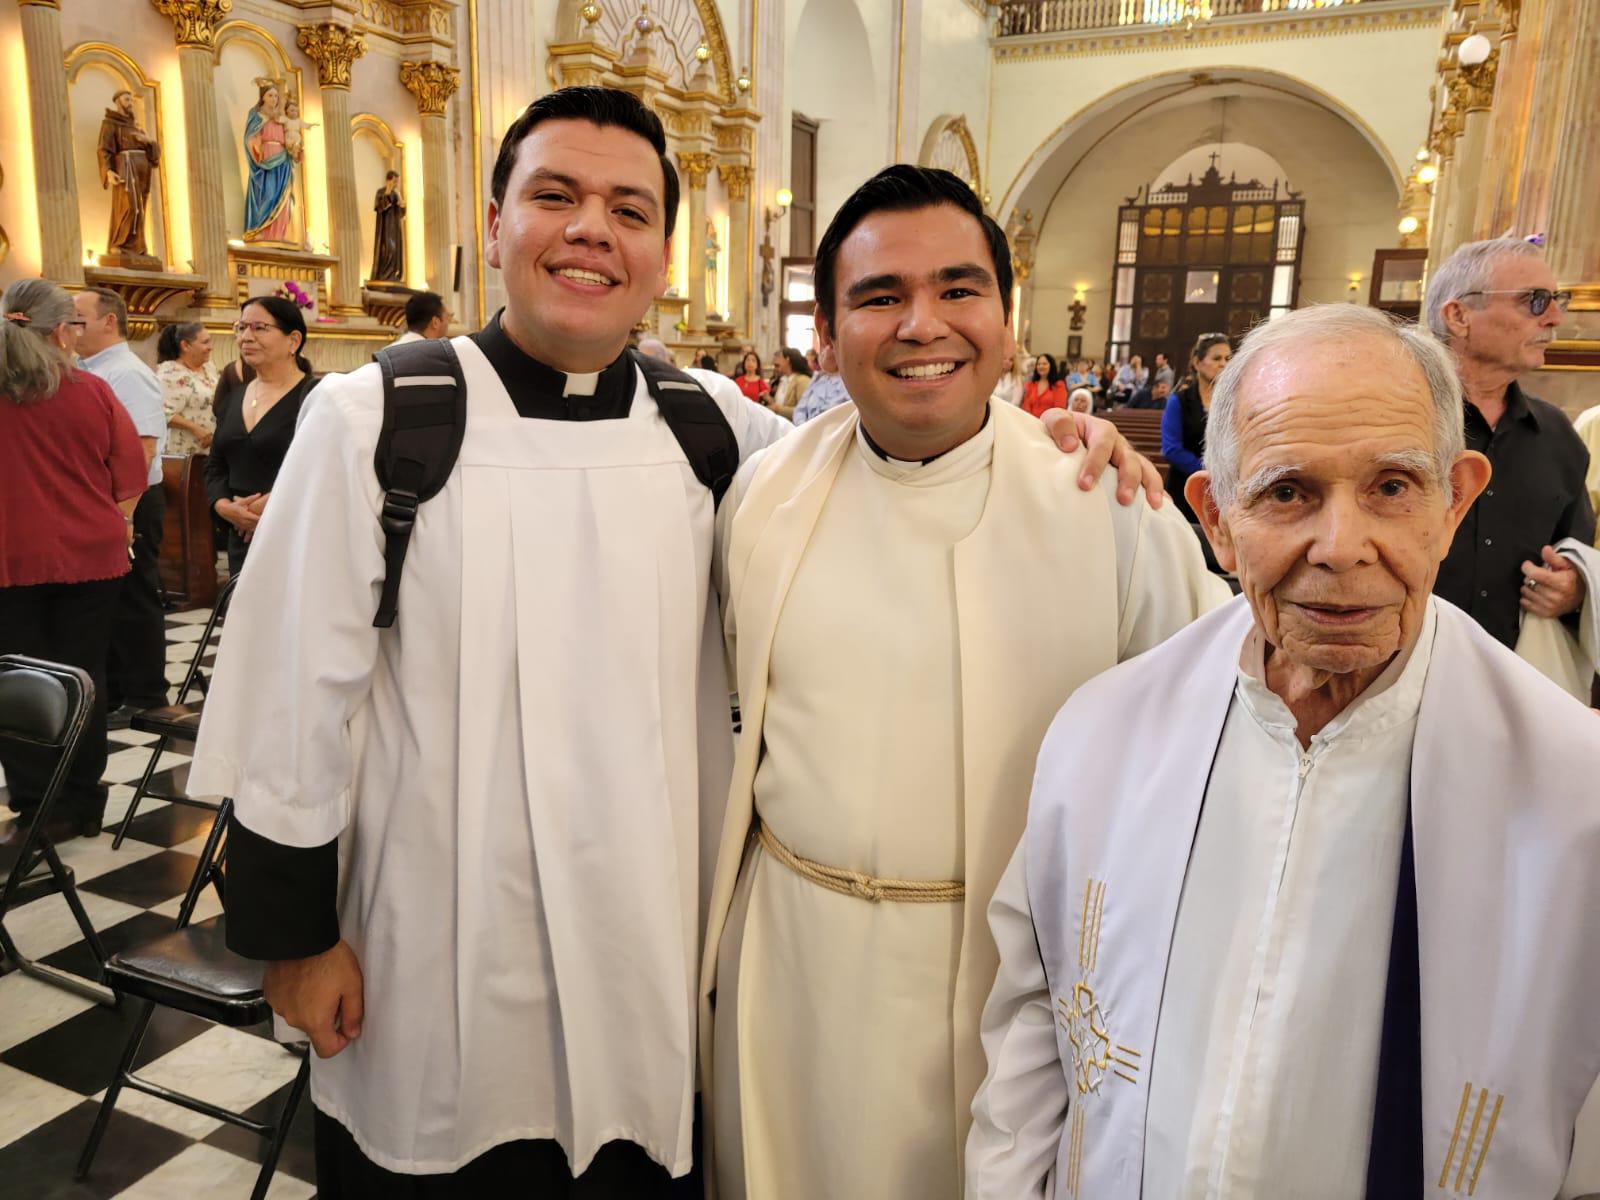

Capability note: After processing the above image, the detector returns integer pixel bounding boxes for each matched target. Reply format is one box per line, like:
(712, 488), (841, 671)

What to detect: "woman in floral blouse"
(155, 321), (218, 456)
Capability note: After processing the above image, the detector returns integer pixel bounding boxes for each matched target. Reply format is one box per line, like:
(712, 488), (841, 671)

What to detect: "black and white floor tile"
(0, 610), (320, 1198)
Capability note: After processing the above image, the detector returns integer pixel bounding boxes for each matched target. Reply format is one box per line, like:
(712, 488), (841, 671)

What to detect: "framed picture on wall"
(1067, 335), (1082, 358)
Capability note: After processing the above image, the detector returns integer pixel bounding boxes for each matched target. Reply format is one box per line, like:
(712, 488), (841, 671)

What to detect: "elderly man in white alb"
(967, 305), (1600, 1199)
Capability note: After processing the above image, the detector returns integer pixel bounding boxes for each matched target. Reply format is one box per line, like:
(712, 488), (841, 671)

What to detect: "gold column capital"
(1459, 47), (1500, 112)
(150, 0), (233, 50)
(400, 60), (460, 117)
(297, 22), (368, 91)
(717, 162), (753, 201)
(677, 151), (716, 190)
(1497, 0), (1521, 38)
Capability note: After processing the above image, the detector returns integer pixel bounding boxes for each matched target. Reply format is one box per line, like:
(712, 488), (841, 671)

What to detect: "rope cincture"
(755, 818), (965, 904)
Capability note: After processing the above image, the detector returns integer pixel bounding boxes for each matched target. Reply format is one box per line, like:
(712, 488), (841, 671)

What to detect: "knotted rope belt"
(754, 818), (965, 904)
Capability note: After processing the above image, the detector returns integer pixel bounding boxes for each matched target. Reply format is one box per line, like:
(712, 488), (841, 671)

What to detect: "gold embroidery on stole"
(1438, 1082), (1505, 1194)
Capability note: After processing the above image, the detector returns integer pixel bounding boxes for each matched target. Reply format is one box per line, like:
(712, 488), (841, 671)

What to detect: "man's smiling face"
(485, 118), (670, 372)
(816, 203), (1010, 461)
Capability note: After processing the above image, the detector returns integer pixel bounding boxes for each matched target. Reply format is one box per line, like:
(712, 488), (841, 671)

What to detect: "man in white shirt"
(76, 286), (168, 722)
(968, 303), (1600, 1199)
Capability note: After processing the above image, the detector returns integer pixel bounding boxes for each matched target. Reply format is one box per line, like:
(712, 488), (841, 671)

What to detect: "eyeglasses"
(232, 321), (282, 336)
(66, 320), (87, 328)
(1457, 288), (1572, 316)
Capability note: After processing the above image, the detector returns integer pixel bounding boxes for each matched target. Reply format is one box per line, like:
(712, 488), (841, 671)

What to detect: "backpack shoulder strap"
(629, 349), (740, 507)
(370, 339), (467, 629)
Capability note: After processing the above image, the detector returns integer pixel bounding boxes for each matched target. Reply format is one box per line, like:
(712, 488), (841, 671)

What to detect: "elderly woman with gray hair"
(155, 319), (218, 455)
(970, 303), (1600, 1199)
(0, 279), (149, 847)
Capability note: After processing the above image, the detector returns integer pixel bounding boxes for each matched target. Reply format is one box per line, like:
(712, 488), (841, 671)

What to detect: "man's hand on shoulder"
(1038, 409), (1165, 509)
(263, 939), (364, 1058)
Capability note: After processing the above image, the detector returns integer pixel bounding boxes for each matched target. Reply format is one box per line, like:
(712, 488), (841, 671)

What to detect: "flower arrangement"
(275, 280), (314, 310)
(674, 318), (688, 332)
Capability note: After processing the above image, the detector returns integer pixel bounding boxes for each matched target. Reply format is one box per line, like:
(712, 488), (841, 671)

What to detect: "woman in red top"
(1021, 351), (1067, 417)
(0, 279), (148, 845)
(734, 350), (771, 406)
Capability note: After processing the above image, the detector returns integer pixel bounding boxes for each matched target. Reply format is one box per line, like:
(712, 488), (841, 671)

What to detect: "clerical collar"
(468, 309), (634, 421)
(859, 405), (992, 466)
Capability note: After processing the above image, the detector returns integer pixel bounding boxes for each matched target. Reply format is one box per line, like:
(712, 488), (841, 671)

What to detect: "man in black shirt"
(1424, 237), (1594, 650)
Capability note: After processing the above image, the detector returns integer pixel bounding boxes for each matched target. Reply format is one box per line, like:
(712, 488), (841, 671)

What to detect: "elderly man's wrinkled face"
(1189, 334), (1489, 677)
(1446, 253), (1563, 375)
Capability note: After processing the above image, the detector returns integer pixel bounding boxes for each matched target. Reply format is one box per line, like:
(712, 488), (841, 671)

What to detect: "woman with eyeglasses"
(0, 279), (149, 846)
(1162, 332), (1232, 524)
(205, 296), (316, 575)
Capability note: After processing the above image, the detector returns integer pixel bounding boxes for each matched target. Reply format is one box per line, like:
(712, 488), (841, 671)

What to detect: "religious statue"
(98, 89), (161, 269)
(370, 170), (406, 282)
(705, 218), (721, 319)
(243, 80), (302, 246)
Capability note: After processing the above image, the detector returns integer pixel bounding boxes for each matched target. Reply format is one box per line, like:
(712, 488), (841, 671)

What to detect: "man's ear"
(1186, 472), (1236, 572)
(656, 234), (672, 298)
(484, 199), (502, 270)
(815, 304), (839, 374)
(1440, 297), (1472, 342)
(1445, 450), (1492, 532)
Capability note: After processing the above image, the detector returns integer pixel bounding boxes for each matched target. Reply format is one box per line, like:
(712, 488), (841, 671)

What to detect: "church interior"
(1, 0), (1597, 1196)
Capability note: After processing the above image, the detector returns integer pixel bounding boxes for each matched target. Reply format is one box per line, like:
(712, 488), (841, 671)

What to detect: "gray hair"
(0, 278), (73, 404)
(1067, 387), (1094, 412)
(1423, 237), (1545, 342)
(1206, 304), (1465, 509)
(637, 336), (672, 363)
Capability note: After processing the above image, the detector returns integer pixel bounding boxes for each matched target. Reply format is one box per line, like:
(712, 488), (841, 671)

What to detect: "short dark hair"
(385, 169), (399, 181)
(404, 291), (448, 333)
(82, 286), (128, 338)
(778, 346), (808, 375)
(814, 165), (1012, 331)
(697, 353), (717, 370)
(489, 86), (679, 235)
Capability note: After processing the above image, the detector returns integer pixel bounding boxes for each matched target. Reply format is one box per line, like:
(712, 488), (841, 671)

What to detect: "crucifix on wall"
(1068, 297), (1087, 330)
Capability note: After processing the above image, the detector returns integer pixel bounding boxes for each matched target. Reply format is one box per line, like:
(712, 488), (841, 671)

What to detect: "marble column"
(297, 23), (368, 313)
(1445, 53), (1495, 259)
(718, 162), (753, 340)
(1542, 0), (1600, 287)
(1475, 0), (1540, 239)
(1511, 0), (1576, 238)
(677, 151), (715, 335)
(18, 0), (83, 284)
(151, 0), (232, 301)
(401, 61), (460, 296)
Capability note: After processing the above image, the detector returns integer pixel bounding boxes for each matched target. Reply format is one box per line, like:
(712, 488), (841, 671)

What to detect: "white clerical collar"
(1234, 597), (1439, 745)
(563, 370), (600, 397)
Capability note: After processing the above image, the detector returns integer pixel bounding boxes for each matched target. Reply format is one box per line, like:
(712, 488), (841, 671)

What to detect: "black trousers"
(0, 577), (122, 823)
(107, 484), (168, 710)
(313, 1107), (703, 1200)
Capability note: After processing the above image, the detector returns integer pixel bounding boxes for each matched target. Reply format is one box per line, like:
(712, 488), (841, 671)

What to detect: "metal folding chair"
(0, 655), (117, 1005)
(77, 796), (310, 1199)
(113, 576), (236, 850)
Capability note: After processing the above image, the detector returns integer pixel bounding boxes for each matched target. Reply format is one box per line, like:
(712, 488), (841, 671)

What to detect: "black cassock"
(370, 186), (405, 282)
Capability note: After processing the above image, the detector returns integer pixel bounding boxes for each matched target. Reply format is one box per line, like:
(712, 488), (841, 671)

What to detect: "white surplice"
(703, 402), (1231, 1200)
(1143, 604), (1434, 1197)
(969, 595), (1600, 1200)
(189, 338), (788, 1175)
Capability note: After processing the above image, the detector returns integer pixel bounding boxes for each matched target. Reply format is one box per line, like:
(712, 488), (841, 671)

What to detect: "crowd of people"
(3, 81), (1600, 1200)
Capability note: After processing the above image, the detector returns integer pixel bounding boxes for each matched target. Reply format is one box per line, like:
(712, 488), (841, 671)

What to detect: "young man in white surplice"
(968, 304), (1600, 1200)
(188, 87), (1150, 1198)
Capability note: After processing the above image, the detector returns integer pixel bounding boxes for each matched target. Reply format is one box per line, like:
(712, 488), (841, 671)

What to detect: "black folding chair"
(113, 576), (237, 850)
(0, 655), (117, 1005)
(78, 796), (310, 1199)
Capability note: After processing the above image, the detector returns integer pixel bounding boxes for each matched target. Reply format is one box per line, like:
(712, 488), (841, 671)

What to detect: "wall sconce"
(1348, 272), (1364, 296)
(1398, 215), (1420, 236)
(736, 65), (752, 92)
(1416, 163), (1438, 185)
(1457, 32), (1492, 67)
(760, 187), (792, 307)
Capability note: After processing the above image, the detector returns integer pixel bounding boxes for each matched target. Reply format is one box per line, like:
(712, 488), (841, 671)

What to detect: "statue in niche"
(705, 218), (721, 318)
(98, 89), (161, 269)
(370, 169), (406, 282)
(243, 80), (303, 246)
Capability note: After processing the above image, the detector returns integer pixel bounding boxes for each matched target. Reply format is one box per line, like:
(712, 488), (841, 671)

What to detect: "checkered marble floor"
(0, 610), (319, 1198)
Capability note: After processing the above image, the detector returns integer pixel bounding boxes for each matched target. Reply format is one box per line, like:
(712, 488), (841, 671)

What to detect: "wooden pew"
(1106, 409), (1168, 481)
(158, 454), (219, 609)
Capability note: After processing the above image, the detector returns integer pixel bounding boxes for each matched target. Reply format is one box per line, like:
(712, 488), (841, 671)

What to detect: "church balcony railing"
(993, 0), (1404, 38)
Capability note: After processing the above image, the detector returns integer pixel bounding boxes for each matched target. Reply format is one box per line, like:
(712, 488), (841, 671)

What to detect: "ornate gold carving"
(17, 1), (62, 8)
(355, 0), (454, 42)
(676, 150), (715, 189)
(297, 23), (369, 90)
(1459, 48), (1499, 112)
(1497, 0), (1521, 37)
(717, 162), (753, 200)
(400, 60), (460, 117)
(150, 0), (233, 50)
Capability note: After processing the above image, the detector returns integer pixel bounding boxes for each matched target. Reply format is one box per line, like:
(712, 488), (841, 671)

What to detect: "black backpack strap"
(371, 339), (467, 629)
(629, 349), (740, 507)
